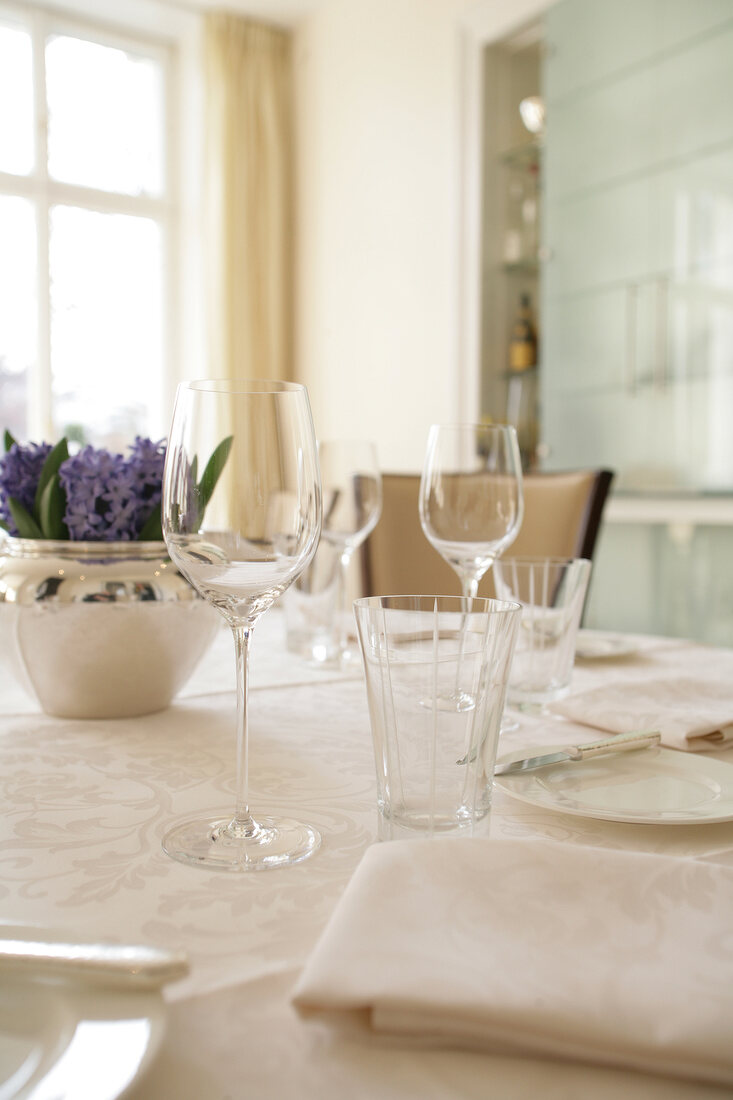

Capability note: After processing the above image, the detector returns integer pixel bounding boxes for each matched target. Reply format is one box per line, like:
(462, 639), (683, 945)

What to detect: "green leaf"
(137, 504), (163, 541)
(197, 436), (233, 515)
(34, 438), (69, 519)
(38, 474), (69, 539)
(190, 455), (198, 486)
(4, 430), (17, 452)
(7, 498), (44, 539)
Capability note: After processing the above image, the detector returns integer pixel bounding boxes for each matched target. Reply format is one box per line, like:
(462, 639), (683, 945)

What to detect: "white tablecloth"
(1, 612), (732, 1099)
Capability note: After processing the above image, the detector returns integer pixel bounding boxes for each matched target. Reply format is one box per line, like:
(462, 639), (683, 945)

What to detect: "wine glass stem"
(337, 548), (353, 660)
(462, 577), (479, 602)
(231, 622), (256, 834)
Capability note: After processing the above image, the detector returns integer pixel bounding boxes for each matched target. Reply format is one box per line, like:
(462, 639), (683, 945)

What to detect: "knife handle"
(568, 729), (661, 761)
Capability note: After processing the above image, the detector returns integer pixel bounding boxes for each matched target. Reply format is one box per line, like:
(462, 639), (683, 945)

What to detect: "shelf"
(503, 364), (538, 379)
(499, 139), (543, 172)
(502, 259), (540, 275)
(605, 494), (733, 526)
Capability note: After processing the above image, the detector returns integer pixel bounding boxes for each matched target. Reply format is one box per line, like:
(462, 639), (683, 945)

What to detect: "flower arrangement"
(0, 432), (166, 542)
(0, 430), (233, 543)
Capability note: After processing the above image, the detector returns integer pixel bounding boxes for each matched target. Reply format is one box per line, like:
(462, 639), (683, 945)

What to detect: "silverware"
(0, 934), (189, 989)
(494, 729), (661, 776)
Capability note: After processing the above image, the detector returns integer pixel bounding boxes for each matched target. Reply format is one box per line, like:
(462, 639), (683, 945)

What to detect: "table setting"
(0, 390), (732, 1099)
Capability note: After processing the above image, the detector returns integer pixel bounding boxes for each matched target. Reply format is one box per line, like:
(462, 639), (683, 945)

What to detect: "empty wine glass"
(319, 440), (382, 665)
(419, 423), (524, 710)
(161, 380), (322, 871)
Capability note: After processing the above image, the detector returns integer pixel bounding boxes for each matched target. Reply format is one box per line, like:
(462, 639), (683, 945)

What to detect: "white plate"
(0, 978), (165, 1099)
(494, 744), (733, 824)
(575, 632), (638, 660)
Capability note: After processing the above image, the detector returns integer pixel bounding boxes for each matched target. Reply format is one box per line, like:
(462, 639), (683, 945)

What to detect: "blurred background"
(2, 0), (732, 643)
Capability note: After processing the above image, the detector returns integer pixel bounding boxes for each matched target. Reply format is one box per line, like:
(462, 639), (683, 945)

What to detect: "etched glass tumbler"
(493, 556), (591, 707)
(354, 595), (521, 841)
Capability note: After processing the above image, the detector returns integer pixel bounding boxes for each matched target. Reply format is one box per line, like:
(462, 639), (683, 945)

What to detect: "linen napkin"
(549, 676), (733, 752)
(293, 838), (733, 1087)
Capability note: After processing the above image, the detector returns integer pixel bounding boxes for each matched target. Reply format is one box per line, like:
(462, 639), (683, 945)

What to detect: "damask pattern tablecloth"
(1, 612), (732, 1098)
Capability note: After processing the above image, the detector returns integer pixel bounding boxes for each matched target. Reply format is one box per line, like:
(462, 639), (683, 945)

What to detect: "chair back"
(360, 469), (613, 598)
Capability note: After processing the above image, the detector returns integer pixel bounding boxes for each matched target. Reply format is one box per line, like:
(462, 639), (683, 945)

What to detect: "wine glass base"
(162, 814), (321, 872)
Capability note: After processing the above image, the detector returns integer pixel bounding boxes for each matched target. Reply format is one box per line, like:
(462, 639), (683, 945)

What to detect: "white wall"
(293, 0), (551, 471)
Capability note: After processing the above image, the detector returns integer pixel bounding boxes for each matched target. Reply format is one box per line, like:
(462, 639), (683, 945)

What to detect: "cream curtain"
(204, 13), (294, 383)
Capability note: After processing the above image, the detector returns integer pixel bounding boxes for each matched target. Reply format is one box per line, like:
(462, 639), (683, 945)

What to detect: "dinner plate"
(575, 631), (638, 660)
(494, 744), (733, 824)
(0, 977), (165, 1099)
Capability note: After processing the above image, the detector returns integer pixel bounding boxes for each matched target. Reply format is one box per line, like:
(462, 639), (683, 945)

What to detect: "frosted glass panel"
(0, 196), (36, 440)
(49, 205), (163, 449)
(0, 24), (33, 176)
(545, 0), (733, 101)
(541, 0), (733, 493)
(587, 521), (733, 646)
(545, 177), (653, 295)
(46, 35), (165, 196)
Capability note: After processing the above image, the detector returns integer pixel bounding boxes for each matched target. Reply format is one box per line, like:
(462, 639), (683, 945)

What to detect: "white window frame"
(0, 0), (204, 442)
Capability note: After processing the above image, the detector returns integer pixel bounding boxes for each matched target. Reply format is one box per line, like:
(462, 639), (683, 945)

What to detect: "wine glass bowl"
(161, 379), (322, 871)
(419, 424), (524, 599)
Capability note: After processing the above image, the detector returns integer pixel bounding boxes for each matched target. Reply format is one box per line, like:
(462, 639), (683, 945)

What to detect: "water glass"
(283, 539), (341, 664)
(493, 557), (591, 706)
(354, 595), (520, 841)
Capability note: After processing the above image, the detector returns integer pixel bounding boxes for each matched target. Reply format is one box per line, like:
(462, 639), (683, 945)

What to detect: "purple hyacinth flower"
(1, 435), (167, 542)
(58, 438), (167, 541)
(59, 446), (130, 541)
(0, 442), (52, 535)
(127, 436), (166, 530)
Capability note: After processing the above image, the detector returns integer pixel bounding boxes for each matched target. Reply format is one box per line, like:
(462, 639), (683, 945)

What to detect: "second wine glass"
(419, 423), (524, 600)
(318, 440), (382, 666)
(419, 423), (524, 712)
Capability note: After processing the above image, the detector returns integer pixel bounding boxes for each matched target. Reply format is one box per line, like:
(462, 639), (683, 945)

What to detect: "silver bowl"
(0, 537), (220, 719)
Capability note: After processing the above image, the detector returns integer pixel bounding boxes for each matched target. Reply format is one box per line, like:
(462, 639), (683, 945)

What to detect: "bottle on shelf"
(508, 293), (537, 371)
(506, 293), (539, 470)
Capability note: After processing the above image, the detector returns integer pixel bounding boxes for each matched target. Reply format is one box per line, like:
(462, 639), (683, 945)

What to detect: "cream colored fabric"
(293, 837), (733, 1087)
(551, 675), (733, 752)
(204, 14), (293, 382)
(0, 613), (732, 1097)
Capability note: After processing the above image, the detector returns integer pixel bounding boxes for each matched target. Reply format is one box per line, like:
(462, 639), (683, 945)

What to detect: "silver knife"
(494, 729), (661, 776)
(0, 934), (189, 989)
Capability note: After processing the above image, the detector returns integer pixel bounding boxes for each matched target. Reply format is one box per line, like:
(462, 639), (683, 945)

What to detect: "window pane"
(49, 205), (164, 449)
(46, 35), (165, 196)
(0, 24), (34, 175)
(0, 196), (37, 440)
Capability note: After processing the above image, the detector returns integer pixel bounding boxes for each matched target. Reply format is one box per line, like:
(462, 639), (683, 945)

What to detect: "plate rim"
(494, 743), (733, 824)
(574, 631), (638, 660)
(0, 977), (166, 1100)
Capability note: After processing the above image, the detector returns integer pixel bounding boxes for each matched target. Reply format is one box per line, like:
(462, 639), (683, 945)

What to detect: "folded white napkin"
(293, 838), (733, 1087)
(549, 677), (733, 752)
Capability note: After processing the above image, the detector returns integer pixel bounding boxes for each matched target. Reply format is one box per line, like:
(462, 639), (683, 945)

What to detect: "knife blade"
(494, 729), (661, 777)
(0, 932), (189, 989)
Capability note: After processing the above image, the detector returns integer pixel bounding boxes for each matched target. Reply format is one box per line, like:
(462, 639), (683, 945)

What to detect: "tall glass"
(161, 380), (322, 871)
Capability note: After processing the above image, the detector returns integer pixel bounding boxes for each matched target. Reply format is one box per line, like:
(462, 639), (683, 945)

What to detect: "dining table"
(1, 607), (732, 1100)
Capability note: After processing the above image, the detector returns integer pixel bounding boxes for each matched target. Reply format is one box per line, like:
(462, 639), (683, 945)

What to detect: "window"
(0, 5), (176, 451)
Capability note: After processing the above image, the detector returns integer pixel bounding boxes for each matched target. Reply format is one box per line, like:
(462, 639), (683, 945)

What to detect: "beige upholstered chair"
(360, 469), (614, 599)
